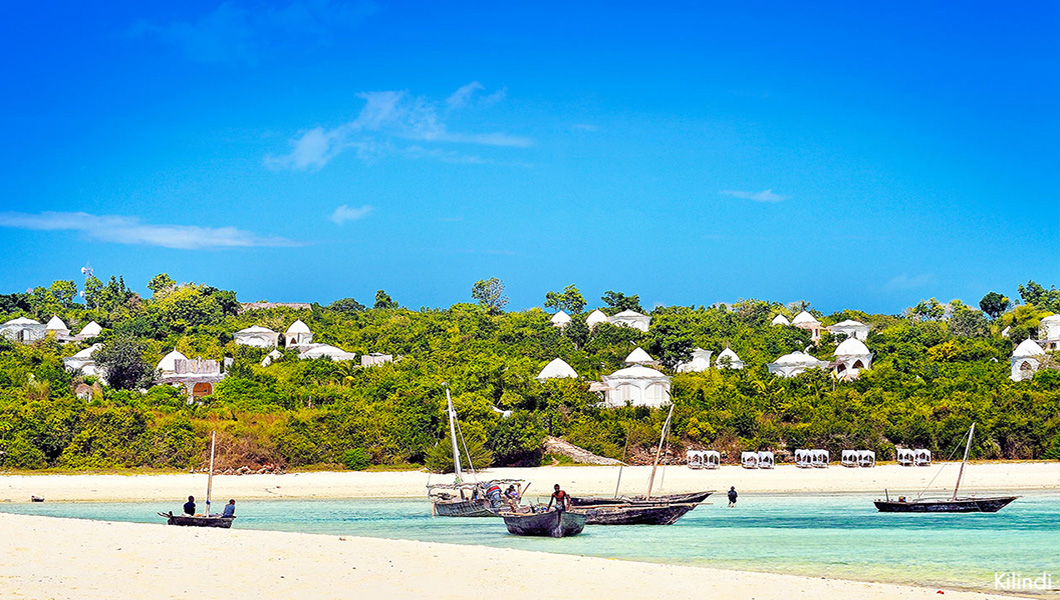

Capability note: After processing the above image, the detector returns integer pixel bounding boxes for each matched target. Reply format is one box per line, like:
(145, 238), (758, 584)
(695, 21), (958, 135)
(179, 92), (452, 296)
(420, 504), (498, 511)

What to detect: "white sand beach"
(0, 512), (1023, 600)
(1, 461), (1057, 503)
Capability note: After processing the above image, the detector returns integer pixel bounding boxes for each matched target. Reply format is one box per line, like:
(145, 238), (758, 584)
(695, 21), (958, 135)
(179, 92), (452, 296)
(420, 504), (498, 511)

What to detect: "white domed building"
(1040, 315), (1060, 350)
(45, 315), (70, 338)
(827, 319), (871, 341)
(601, 364), (671, 408)
(586, 309), (608, 329)
(0, 317), (46, 343)
(624, 347), (655, 364)
(791, 311), (824, 341)
(767, 351), (830, 378)
(298, 344), (356, 361)
(771, 314), (791, 326)
(549, 310), (572, 328)
(156, 350), (225, 401)
(78, 321), (102, 340)
(234, 325), (280, 348)
(608, 309), (651, 332)
(536, 358), (578, 381)
(833, 338), (873, 380)
(716, 347), (744, 370)
(285, 319), (313, 348)
(63, 343), (104, 378)
(1010, 339), (1046, 382)
(676, 347), (714, 372)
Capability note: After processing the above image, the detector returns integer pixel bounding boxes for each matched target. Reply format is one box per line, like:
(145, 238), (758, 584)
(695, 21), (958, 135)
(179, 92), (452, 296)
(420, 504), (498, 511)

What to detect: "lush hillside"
(1, 276), (1058, 471)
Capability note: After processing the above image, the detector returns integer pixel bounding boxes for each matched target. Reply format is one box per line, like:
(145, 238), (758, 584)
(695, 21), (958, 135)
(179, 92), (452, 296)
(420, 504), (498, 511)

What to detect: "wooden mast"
(645, 404), (674, 499)
(446, 387), (464, 484)
(205, 431), (216, 516)
(952, 423), (975, 501)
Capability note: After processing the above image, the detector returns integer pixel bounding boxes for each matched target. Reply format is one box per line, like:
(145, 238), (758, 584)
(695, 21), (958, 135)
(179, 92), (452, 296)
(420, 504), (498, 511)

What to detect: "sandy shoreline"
(2, 461), (1057, 503)
(0, 512), (1025, 600)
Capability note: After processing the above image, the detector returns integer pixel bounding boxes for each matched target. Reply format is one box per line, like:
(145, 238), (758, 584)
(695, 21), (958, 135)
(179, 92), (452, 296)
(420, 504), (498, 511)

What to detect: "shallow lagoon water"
(4, 491), (1058, 594)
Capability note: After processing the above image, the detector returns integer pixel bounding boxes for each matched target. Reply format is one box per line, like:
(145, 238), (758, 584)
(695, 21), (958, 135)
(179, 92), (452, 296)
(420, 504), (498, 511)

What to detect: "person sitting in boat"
(898, 496), (907, 502)
(485, 483), (503, 507)
(547, 484), (570, 512)
(183, 496), (196, 516)
(504, 485), (521, 509)
(222, 499), (236, 518)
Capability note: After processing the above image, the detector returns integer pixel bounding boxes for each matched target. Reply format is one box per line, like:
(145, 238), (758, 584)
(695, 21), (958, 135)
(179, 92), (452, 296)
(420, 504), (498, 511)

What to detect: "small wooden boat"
(582, 502), (698, 525)
(571, 490), (712, 507)
(30, 496), (44, 503)
(501, 510), (586, 537)
(875, 423), (1019, 514)
(161, 432), (235, 528)
(158, 511), (236, 528)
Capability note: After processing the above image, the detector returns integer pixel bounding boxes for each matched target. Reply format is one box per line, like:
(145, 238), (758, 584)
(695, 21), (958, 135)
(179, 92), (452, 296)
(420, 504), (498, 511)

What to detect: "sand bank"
(0, 513), (1020, 600)
(1, 462), (1057, 503)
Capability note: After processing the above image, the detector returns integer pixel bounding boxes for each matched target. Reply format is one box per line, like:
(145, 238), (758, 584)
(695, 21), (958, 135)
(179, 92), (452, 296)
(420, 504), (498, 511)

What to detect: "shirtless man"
(547, 484), (570, 512)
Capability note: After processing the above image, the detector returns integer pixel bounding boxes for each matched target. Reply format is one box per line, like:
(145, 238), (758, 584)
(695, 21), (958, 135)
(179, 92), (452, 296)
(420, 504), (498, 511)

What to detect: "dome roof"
(792, 311), (820, 326)
(4, 316), (41, 326)
(834, 338), (871, 357)
(774, 351), (826, 366)
(771, 314), (790, 326)
(550, 311), (571, 325)
(830, 319), (868, 328)
(1012, 339), (1046, 357)
(586, 309), (608, 326)
(299, 344), (355, 361)
(612, 309), (647, 319)
(717, 347), (740, 361)
(286, 319), (311, 334)
(46, 316), (68, 331)
(79, 321), (102, 337)
(1040, 314), (1060, 324)
(624, 347), (654, 364)
(157, 350), (188, 372)
(604, 365), (670, 381)
(73, 343), (102, 358)
(536, 358), (578, 380)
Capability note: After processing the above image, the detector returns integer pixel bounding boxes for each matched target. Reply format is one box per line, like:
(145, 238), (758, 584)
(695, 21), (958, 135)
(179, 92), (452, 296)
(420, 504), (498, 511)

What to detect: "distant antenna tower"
(79, 262), (95, 309)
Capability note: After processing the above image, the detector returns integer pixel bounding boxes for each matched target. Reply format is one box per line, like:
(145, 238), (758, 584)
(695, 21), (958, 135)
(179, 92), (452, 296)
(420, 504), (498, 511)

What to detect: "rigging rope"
(454, 416), (478, 483)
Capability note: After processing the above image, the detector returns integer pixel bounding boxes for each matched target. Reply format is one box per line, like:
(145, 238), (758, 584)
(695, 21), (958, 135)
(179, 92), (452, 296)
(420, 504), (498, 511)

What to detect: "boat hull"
(433, 499), (497, 517)
(583, 503), (697, 525)
(874, 496), (1018, 513)
(502, 511), (586, 537)
(161, 513), (235, 528)
(571, 490), (712, 507)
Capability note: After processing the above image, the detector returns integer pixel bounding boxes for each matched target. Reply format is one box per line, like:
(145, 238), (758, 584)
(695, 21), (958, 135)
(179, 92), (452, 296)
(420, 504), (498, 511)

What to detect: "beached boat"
(428, 388), (522, 517)
(581, 502), (698, 525)
(160, 432), (236, 528)
(874, 424), (1018, 513)
(501, 510), (586, 537)
(571, 490), (712, 507)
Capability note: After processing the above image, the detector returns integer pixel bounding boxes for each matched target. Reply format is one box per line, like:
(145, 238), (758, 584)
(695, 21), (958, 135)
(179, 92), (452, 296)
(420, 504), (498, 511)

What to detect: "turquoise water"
(3, 492), (1058, 594)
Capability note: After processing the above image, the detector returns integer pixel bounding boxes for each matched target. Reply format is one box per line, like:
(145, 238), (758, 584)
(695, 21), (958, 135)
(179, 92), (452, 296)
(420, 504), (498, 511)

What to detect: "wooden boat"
(501, 510), (586, 537)
(571, 490), (712, 507)
(30, 496), (44, 503)
(161, 432), (235, 528)
(158, 511), (235, 528)
(874, 423), (1018, 514)
(428, 388), (522, 517)
(582, 502), (697, 525)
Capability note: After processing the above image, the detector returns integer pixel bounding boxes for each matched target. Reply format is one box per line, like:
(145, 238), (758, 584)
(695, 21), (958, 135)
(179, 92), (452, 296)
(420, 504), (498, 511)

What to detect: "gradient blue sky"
(1, 1), (1057, 313)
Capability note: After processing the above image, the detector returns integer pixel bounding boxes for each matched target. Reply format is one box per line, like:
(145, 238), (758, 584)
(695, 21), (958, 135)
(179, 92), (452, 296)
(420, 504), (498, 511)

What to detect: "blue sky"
(1, 1), (1057, 314)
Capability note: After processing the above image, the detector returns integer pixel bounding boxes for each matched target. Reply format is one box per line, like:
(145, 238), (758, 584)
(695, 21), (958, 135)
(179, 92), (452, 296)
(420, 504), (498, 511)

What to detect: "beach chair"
(858, 450), (875, 468)
(811, 449), (829, 468)
(740, 451), (759, 469)
(686, 450), (704, 469)
(896, 448), (914, 466)
(840, 450), (858, 468)
(704, 450), (721, 469)
(794, 449), (813, 468)
(757, 451), (774, 469)
(914, 449), (931, 466)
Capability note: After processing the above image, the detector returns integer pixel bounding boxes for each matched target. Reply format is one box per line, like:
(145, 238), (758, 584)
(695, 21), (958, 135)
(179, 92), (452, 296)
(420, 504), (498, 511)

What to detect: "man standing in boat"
(547, 484), (571, 512)
(183, 495), (196, 516)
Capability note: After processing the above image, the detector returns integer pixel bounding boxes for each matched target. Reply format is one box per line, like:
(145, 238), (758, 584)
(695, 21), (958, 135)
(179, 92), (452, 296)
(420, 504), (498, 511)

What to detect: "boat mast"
(446, 387), (464, 484)
(205, 431), (216, 515)
(645, 404), (674, 499)
(952, 423), (975, 501)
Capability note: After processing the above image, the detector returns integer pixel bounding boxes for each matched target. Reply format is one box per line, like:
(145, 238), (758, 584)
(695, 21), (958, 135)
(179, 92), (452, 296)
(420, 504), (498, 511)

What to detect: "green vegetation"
(0, 275), (1058, 472)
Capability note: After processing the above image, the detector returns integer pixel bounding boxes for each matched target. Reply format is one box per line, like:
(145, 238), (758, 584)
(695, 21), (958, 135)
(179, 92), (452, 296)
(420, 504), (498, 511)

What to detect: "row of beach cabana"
(687, 448), (933, 469)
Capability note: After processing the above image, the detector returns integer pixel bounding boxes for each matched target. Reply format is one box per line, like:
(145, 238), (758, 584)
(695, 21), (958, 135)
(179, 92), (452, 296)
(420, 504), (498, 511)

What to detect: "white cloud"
(0, 211), (297, 250)
(266, 84), (529, 171)
(720, 189), (789, 202)
(883, 273), (934, 291)
(328, 204), (373, 224)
